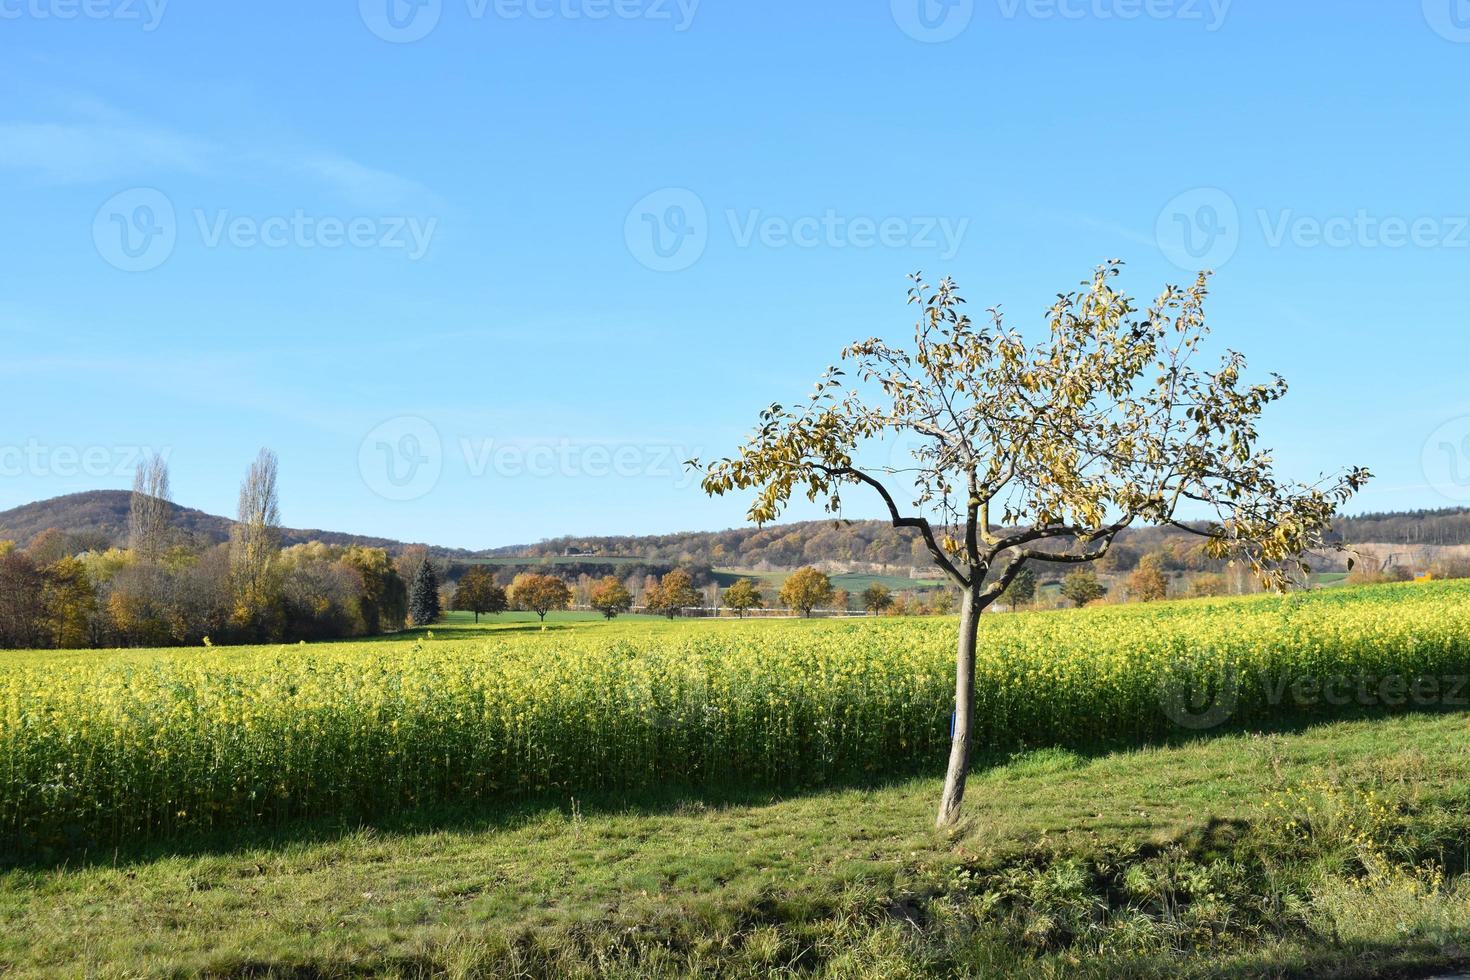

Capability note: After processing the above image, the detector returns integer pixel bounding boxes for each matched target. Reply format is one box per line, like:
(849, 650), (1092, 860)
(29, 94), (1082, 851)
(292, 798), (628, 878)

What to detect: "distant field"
(713, 567), (948, 593)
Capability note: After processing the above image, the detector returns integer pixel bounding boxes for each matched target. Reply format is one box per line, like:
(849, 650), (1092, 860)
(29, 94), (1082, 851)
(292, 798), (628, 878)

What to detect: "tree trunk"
(937, 586), (982, 827)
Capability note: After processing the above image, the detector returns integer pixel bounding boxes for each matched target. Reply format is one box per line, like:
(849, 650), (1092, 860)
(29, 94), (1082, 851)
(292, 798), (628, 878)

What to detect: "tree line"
(0, 453), (437, 650)
(447, 565), (964, 621)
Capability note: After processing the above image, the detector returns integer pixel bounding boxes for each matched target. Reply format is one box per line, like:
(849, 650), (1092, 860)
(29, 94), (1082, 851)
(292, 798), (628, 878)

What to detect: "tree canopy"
(589, 576), (633, 620)
(779, 567), (834, 618)
(453, 566), (507, 622)
(508, 573), (571, 622)
(722, 578), (764, 617)
(694, 262), (1368, 827)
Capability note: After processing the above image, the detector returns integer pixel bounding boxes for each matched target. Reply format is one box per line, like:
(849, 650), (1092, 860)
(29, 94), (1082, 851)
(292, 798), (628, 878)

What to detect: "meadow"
(4, 581), (1470, 865)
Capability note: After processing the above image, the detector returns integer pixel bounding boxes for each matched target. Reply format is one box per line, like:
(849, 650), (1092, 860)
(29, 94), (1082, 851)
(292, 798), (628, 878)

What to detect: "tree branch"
(824, 465), (970, 586)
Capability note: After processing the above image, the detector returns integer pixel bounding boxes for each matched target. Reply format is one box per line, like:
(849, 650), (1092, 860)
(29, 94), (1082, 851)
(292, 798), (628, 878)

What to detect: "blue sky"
(2, 1), (1468, 548)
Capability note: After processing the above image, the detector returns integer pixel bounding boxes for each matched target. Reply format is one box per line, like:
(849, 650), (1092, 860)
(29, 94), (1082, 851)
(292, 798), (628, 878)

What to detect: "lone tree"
(409, 559), (441, 627)
(722, 578), (765, 618)
(128, 453), (172, 562)
(780, 567), (834, 618)
(508, 573), (571, 622)
(1060, 568), (1106, 608)
(694, 263), (1368, 827)
(231, 448), (282, 636)
(645, 569), (700, 619)
(589, 576), (633, 620)
(453, 566), (506, 622)
(861, 582), (893, 616)
(1127, 553), (1170, 603)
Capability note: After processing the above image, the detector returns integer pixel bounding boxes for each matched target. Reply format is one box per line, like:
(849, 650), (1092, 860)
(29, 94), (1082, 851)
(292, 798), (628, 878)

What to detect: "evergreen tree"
(409, 560), (441, 627)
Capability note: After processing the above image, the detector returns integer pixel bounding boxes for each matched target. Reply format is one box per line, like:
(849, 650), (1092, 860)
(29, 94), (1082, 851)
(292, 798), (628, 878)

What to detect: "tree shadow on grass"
(6, 704), (1467, 873)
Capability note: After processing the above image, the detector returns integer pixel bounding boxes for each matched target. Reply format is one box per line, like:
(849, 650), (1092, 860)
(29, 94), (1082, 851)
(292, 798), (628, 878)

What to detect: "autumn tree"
(1060, 569), (1106, 607)
(453, 566), (507, 622)
(342, 547), (408, 633)
(40, 555), (96, 648)
(862, 582), (893, 616)
(0, 549), (46, 649)
(128, 452), (173, 562)
(508, 573), (571, 622)
(589, 575), (633, 620)
(230, 449), (282, 635)
(1127, 553), (1170, 602)
(694, 263), (1367, 826)
(1190, 572), (1227, 597)
(409, 560), (442, 627)
(645, 569), (699, 619)
(832, 588), (852, 613)
(779, 567), (833, 618)
(25, 528), (73, 568)
(722, 578), (764, 618)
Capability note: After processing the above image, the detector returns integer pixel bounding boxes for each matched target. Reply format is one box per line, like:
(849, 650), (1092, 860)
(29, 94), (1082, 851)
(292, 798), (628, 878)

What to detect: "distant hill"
(5, 491), (1469, 577)
(490, 509), (1470, 574)
(0, 491), (424, 554)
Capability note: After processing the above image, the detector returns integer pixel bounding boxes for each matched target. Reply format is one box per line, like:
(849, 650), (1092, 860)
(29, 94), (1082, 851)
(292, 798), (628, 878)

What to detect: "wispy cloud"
(289, 153), (436, 211)
(0, 120), (215, 183)
(0, 94), (438, 210)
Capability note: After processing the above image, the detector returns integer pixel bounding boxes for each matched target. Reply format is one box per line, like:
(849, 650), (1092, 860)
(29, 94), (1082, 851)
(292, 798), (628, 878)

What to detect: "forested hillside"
(6, 492), (1470, 576)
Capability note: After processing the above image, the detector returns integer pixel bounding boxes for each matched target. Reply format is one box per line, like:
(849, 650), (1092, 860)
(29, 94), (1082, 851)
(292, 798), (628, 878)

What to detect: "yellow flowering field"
(3, 582), (1470, 859)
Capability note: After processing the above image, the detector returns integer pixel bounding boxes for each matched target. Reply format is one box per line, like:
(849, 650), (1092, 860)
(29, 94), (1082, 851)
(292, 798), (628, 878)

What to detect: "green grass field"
(1, 712), (1467, 977)
(3, 583), (1470, 976)
(712, 568), (949, 594)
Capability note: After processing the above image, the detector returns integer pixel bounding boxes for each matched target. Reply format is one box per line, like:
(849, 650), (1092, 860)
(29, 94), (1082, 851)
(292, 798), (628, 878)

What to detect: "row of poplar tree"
(0, 453), (442, 649)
